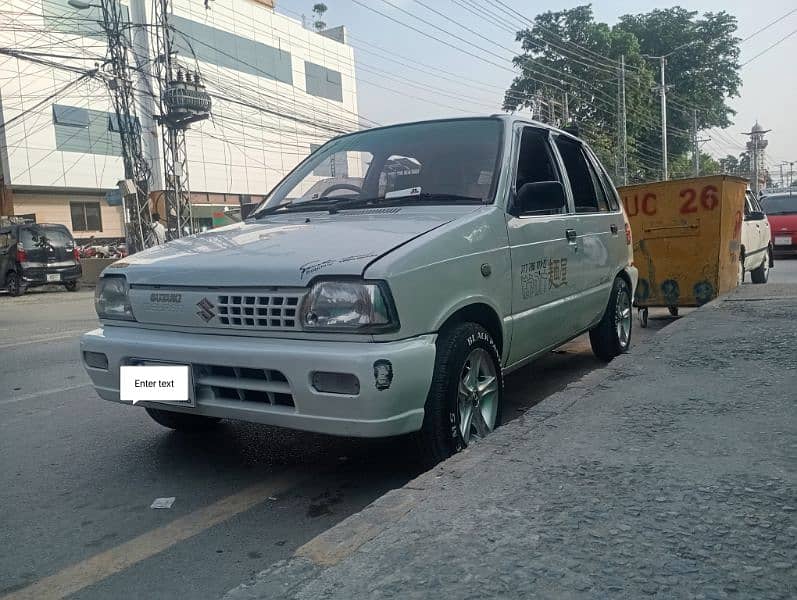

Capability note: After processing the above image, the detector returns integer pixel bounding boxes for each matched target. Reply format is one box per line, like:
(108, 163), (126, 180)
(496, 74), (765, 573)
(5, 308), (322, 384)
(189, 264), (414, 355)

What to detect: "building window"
(53, 104), (122, 157)
(171, 15), (293, 85)
(70, 202), (102, 232)
(305, 62), (343, 102)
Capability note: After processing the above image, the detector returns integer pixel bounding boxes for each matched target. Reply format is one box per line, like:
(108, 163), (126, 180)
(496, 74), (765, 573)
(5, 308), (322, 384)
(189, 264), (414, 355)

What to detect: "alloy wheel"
(615, 284), (632, 349)
(457, 348), (499, 445)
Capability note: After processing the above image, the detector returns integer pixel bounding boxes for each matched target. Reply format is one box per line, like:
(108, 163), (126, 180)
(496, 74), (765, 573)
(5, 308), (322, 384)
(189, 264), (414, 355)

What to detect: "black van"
(0, 223), (82, 296)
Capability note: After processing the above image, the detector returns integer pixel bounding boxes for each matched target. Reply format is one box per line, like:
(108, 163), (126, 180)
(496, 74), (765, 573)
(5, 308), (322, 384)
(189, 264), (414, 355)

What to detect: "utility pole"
(563, 91), (569, 126)
(153, 0), (211, 239)
(691, 109), (710, 177)
(657, 57), (668, 181)
(69, 0), (154, 252)
(619, 55), (628, 185)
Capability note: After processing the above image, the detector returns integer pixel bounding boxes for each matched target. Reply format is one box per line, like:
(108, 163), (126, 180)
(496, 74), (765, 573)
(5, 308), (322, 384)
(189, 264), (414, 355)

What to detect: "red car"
(761, 191), (797, 256)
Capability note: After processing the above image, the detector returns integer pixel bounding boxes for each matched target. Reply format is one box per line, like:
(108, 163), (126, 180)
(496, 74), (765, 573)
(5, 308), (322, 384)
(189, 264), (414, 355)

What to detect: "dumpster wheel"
(668, 306), (679, 317)
(639, 307), (649, 328)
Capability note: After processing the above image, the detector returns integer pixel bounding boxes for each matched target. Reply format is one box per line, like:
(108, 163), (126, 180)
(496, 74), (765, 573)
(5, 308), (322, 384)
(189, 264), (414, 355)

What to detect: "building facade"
(0, 0), (359, 240)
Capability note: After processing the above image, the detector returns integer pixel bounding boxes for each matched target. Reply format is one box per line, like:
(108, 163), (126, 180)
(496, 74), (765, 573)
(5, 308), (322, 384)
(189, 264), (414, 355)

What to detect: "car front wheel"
(64, 281), (79, 292)
(145, 407), (222, 432)
(589, 276), (632, 361)
(415, 322), (503, 467)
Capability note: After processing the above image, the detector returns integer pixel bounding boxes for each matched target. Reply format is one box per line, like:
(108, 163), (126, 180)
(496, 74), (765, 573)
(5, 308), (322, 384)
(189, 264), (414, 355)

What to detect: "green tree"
(312, 3), (328, 31)
(668, 152), (721, 178)
(615, 8), (741, 158)
(502, 6), (656, 179)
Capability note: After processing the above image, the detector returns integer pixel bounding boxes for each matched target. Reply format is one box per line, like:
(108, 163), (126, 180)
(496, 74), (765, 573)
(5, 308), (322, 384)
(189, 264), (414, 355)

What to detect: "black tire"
(590, 277), (632, 362)
(639, 307), (648, 328)
(415, 322), (503, 467)
(6, 271), (24, 296)
(145, 407), (222, 432)
(750, 250), (770, 284)
(668, 306), (679, 317)
(64, 280), (79, 292)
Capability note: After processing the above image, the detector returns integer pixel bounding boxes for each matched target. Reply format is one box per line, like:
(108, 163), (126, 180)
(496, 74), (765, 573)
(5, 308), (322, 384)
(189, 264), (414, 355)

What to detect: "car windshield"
(255, 118), (503, 214)
(19, 226), (74, 249)
(760, 192), (797, 215)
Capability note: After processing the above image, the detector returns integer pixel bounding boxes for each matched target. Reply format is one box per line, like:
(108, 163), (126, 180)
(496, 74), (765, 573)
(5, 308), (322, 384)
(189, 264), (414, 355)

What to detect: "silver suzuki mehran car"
(82, 116), (637, 465)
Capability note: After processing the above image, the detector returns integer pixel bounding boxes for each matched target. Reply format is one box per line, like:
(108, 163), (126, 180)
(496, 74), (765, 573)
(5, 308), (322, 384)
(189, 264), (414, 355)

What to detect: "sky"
(278, 0), (797, 180)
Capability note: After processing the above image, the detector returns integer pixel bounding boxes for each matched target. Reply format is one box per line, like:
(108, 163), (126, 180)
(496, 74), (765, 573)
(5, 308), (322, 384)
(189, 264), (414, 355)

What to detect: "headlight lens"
(95, 276), (135, 321)
(301, 281), (397, 331)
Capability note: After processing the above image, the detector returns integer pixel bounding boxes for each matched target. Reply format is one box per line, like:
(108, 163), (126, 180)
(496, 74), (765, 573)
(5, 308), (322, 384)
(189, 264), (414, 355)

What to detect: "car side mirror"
(514, 181), (567, 216)
(745, 211), (766, 221)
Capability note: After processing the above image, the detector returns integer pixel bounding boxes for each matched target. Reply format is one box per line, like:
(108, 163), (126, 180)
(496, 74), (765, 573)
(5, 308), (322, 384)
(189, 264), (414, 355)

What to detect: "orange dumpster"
(617, 175), (746, 325)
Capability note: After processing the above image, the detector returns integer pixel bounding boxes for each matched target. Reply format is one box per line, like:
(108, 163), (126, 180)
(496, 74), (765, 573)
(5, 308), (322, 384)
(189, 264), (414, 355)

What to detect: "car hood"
(113, 206), (477, 287)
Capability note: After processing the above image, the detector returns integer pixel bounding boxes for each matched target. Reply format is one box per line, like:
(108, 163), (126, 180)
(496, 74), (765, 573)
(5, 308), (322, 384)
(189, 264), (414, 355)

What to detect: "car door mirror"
(514, 181), (567, 216)
(745, 211), (766, 221)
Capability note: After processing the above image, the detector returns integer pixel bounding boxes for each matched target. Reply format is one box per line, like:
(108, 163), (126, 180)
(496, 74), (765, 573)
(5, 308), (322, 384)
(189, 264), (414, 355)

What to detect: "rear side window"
(555, 138), (609, 213)
(587, 150), (621, 211)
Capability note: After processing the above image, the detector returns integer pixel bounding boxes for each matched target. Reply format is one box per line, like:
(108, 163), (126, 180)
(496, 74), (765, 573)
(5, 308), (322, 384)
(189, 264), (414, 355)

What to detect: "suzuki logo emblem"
(196, 297), (216, 322)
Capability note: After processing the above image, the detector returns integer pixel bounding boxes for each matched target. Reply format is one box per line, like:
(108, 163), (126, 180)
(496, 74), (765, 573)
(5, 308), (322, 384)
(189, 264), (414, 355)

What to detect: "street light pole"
(658, 56), (668, 181)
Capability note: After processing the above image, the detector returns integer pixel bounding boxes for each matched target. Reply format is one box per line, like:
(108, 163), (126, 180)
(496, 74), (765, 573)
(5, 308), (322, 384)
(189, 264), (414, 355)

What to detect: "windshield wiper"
(253, 196), (357, 217)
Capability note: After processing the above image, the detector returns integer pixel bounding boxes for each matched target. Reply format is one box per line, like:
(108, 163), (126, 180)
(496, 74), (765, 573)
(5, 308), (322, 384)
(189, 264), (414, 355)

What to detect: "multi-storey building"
(0, 0), (359, 240)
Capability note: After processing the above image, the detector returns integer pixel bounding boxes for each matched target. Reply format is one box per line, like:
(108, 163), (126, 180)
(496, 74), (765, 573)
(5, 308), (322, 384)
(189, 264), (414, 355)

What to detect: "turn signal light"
(311, 371), (360, 395)
(16, 248), (27, 262)
(73, 247), (80, 262)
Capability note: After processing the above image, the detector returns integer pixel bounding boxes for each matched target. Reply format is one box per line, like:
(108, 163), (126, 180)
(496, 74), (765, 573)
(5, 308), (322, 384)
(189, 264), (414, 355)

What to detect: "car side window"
(744, 193), (754, 217)
(512, 127), (566, 216)
(555, 137), (608, 213)
(587, 149), (620, 211)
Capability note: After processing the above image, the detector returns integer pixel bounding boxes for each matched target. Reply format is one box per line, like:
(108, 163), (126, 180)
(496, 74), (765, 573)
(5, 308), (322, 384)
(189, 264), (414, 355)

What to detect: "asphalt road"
(0, 278), (713, 600)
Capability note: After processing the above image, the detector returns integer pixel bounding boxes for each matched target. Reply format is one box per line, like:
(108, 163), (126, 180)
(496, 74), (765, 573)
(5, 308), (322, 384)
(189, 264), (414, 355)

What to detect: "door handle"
(566, 229), (578, 243)
(610, 224), (618, 235)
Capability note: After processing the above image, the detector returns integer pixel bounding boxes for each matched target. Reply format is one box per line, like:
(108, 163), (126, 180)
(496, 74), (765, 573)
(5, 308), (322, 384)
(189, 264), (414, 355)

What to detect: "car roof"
(325, 114), (585, 145)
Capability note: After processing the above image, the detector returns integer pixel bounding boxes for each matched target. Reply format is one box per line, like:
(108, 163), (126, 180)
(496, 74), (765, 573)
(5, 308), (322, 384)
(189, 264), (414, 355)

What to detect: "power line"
(741, 27), (797, 66)
(742, 8), (797, 42)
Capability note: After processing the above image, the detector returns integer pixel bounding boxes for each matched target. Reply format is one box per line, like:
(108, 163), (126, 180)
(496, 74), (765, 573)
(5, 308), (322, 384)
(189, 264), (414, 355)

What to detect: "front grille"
(216, 293), (302, 330)
(193, 364), (295, 408)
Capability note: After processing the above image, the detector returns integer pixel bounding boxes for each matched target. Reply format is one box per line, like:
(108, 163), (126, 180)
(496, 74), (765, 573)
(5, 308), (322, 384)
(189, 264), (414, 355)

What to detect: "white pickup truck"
(82, 115), (637, 465)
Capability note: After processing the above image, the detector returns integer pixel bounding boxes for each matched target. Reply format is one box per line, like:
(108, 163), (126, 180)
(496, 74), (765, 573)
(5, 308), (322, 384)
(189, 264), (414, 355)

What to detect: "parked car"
(0, 223), (82, 296)
(761, 190), (797, 257)
(81, 116), (637, 465)
(740, 189), (773, 283)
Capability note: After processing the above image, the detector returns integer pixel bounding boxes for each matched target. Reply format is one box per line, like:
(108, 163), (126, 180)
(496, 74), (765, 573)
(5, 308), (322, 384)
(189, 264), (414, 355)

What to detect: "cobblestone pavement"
(226, 284), (797, 600)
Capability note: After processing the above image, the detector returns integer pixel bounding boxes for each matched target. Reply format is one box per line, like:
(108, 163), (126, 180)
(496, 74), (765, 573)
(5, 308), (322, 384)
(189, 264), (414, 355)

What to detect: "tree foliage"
(503, 5), (742, 183)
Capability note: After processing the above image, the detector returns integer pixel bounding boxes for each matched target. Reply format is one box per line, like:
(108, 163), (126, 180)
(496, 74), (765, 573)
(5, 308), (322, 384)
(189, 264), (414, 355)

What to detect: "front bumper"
(80, 326), (437, 438)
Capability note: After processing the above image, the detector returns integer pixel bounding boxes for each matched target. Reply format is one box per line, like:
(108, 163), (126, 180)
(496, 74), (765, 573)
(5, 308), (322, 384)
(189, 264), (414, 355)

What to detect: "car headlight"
(95, 276), (136, 321)
(301, 280), (398, 332)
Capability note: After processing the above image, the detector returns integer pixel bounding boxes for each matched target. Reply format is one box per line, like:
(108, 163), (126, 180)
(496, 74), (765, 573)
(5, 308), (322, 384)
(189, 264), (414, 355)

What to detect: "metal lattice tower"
(153, 0), (211, 240)
(98, 0), (155, 252)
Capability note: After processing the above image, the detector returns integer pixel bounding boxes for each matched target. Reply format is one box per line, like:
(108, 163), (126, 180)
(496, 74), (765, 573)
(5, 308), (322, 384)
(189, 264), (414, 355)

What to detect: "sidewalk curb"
(223, 288), (760, 600)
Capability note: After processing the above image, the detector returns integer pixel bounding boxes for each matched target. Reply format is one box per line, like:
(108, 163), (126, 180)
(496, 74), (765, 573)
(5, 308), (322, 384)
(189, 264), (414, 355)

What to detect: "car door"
(552, 135), (620, 332)
(742, 192), (764, 271)
(505, 124), (582, 367)
(752, 194), (771, 256)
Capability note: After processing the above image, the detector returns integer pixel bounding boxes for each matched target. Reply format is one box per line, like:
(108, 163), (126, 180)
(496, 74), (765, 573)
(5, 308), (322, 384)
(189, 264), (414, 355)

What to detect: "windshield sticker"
(477, 170), (493, 185)
(520, 258), (568, 299)
(384, 187), (421, 199)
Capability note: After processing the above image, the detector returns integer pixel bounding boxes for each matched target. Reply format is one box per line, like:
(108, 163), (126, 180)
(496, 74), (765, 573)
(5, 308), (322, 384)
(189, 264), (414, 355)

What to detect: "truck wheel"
(145, 407), (222, 432)
(590, 277), (632, 362)
(750, 250), (770, 284)
(415, 322), (503, 467)
(6, 271), (24, 296)
(64, 281), (79, 292)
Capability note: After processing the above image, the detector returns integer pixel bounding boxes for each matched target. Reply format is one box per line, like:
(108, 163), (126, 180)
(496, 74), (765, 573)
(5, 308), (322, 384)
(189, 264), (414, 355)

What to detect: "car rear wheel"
(415, 322), (503, 467)
(64, 281), (79, 292)
(145, 407), (222, 432)
(750, 250), (770, 284)
(6, 271), (24, 296)
(590, 276), (632, 362)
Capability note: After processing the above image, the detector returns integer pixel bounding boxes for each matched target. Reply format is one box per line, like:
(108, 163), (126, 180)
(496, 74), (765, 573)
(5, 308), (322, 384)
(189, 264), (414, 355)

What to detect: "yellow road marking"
(2, 474), (302, 600)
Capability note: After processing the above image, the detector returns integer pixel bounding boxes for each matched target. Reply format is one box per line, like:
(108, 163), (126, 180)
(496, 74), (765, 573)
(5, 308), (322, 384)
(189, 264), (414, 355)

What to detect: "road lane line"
(0, 383), (93, 406)
(1, 474), (303, 600)
(0, 331), (87, 349)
